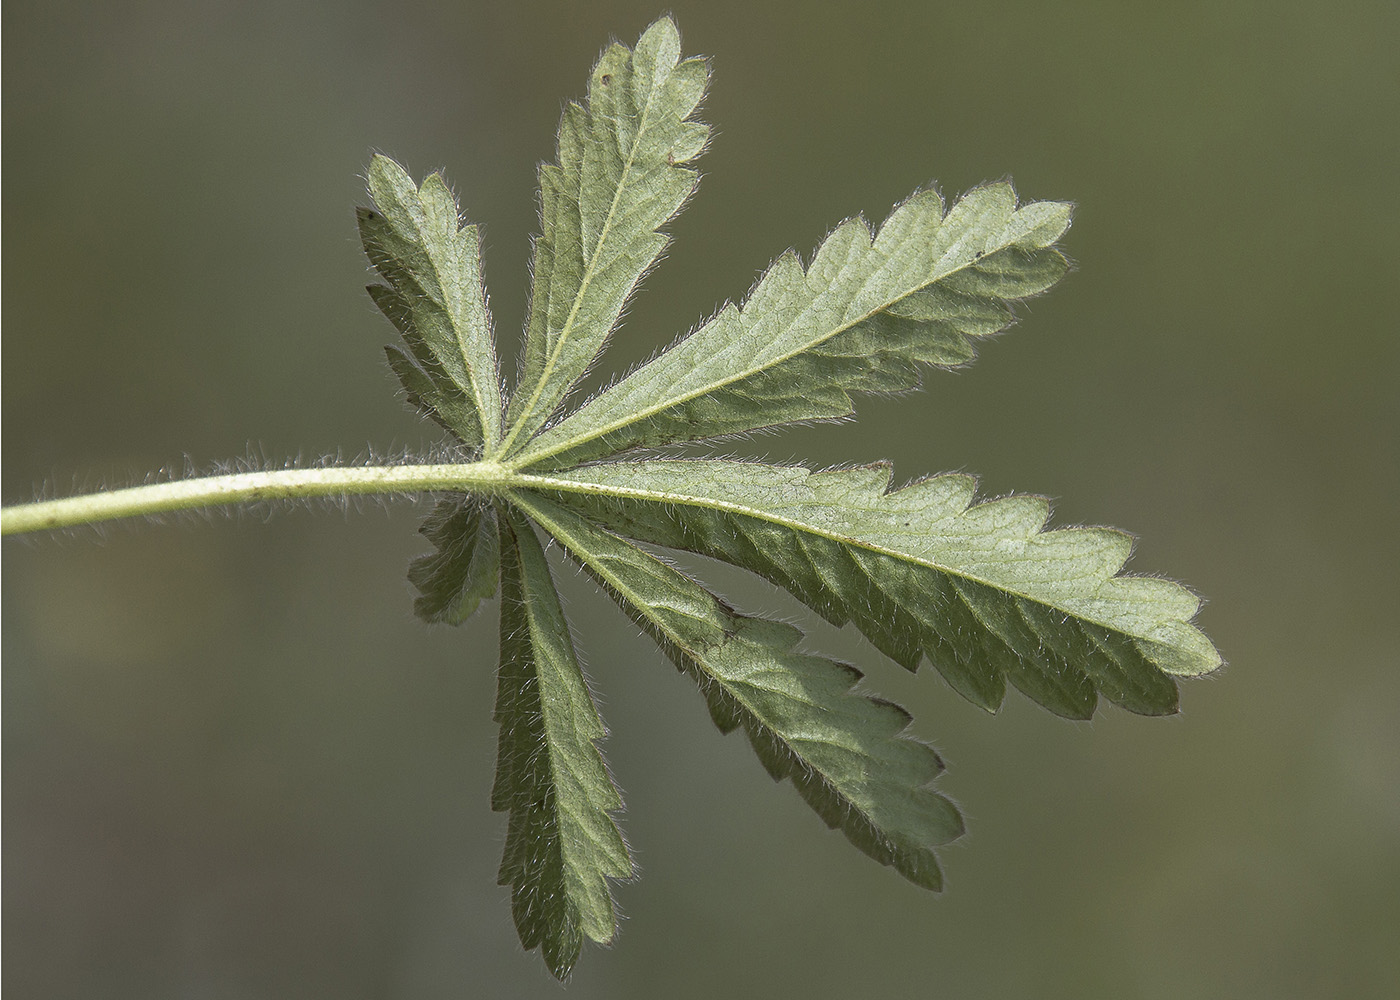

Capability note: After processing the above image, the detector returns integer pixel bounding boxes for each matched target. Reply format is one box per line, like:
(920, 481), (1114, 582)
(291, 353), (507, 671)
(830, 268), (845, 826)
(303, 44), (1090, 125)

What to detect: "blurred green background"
(4, 1), (1397, 997)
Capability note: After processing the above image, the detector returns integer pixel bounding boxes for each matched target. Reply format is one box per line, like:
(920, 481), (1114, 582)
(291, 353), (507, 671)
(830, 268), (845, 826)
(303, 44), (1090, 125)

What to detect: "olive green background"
(4, 1), (1397, 997)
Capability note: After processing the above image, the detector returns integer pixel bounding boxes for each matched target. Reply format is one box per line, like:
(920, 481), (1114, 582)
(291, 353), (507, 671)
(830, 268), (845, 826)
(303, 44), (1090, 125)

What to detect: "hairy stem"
(0, 462), (530, 536)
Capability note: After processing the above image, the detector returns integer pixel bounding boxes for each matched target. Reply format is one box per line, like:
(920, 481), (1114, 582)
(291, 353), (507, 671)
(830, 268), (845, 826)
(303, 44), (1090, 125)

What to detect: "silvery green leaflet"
(358, 18), (1220, 979)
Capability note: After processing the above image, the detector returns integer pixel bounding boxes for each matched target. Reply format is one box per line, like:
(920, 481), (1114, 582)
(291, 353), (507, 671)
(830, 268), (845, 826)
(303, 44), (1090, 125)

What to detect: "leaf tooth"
(634, 16), (682, 87)
(1021, 527), (1135, 594)
(888, 472), (980, 514)
(666, 59), (711, 129)
(863, 549), (1008, 709)
(1078, 618), (1180, 715)
(1133, 624), (1222, 677)
(417, 172), (459, 239)
(1000, 199), (1074, 249)
(960, 493), (1052, 536)
(809, 215), (876, 288)
(930, 182), (1016, 272)
(1100, 574), (1204, 622)
(873, 187), (946, 249)
(943, 245), (1069, 300)
(742, 250), (808, 338)
(810, 461), (895, 501)
(670, 119), (710, 163)
(947, 574), (1097, 719)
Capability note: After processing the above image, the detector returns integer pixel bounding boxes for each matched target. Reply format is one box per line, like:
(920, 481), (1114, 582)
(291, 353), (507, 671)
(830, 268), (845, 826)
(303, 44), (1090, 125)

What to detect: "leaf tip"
(638, 14), (681, 54)
(365, 152), (411, 193)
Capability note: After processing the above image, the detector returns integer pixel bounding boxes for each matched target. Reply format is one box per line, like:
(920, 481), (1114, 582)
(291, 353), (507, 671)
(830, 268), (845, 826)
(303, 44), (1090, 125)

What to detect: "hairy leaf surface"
(493, 510), (632, 979)
(517, 185), (1070, 469)
(354, 15), (1221, 979)
(519, 460), (1219, 718)
(501, 17), (710, 455)
(408, 498), (499, 624)
(359, 155), (502, 449)
(513, 491), (964, 889)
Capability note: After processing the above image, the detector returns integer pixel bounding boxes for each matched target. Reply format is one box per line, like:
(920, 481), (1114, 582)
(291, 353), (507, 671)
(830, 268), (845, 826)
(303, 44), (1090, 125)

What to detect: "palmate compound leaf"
(358, 155), (503, 451)
(357, 14), (1221, 980)
(511, 490), (964, 890)
(514, 460), (1221, 719)
(498, 17), (711, 457)
(493, 507), (632, 979)
(514, 181), (1071, 470)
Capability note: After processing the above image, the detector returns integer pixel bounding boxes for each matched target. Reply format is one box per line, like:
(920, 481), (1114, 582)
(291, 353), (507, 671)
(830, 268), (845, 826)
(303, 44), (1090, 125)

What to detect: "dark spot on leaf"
(600, 74), (612, 85)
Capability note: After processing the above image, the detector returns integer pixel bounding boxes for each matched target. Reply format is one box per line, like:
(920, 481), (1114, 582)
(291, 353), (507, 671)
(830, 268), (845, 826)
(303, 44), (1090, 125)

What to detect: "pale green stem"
(0, 462), (533, 536)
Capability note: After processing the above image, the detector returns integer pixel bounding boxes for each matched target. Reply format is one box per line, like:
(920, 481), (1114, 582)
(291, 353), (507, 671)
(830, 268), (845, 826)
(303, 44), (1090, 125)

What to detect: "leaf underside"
(359, 156), (503, 451)
(528, 459), (1218, 720)
(517, 180), (1072, 470)
(513, 491), (963, 891)
(408, 497), (499, 624)
(494, 509), (631, 979)
(503, 17), (711, 454)
(358, 15), (1220, 979)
